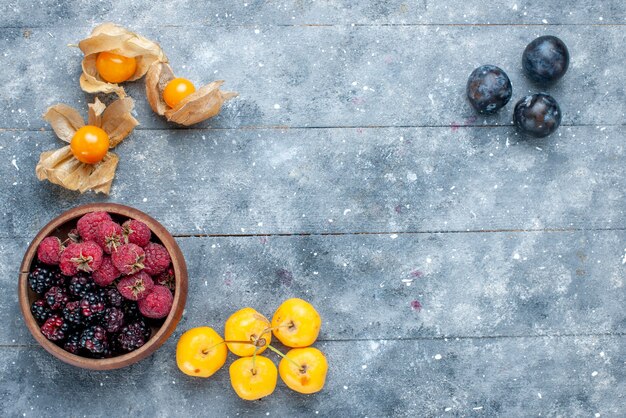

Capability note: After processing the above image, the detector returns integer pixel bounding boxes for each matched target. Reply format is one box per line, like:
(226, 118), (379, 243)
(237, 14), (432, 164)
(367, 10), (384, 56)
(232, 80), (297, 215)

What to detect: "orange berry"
(272, 298), (321, 347)
(229, 356), (277, 401)
(224, 307), (271, 356)
(163, 77), (196, 108)
(95, 52), (137, 84)
(70, 125), (110, 164)
(176, 327), (227, 378)
(279, 347), (328, 394)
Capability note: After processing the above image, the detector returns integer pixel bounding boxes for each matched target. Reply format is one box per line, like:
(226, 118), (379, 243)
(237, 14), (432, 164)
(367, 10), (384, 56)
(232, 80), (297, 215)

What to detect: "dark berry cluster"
(28, 211), (177, 359)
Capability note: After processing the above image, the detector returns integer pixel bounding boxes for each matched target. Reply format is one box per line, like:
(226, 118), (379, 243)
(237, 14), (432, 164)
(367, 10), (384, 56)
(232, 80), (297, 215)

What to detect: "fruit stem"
(252, 347), (259, 375)
(267, 344), (301, 369)
(222, 340), (256, 345)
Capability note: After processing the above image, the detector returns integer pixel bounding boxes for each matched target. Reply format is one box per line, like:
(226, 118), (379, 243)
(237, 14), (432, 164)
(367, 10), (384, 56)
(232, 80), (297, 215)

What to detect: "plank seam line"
(2, 23), (626, 30)
(1, 123), (625, 133)
(2, 332), (624, 348)
(4, 227), (625, 241)
(169, 227), (626, 239)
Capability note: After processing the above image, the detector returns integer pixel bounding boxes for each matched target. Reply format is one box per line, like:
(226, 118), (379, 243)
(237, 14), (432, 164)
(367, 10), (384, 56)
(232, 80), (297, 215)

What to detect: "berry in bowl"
(18, 203), (187, 370)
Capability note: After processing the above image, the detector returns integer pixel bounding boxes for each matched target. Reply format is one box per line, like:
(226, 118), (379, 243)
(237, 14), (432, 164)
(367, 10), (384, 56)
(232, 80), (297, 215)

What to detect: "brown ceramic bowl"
(18, 203), (187, 370)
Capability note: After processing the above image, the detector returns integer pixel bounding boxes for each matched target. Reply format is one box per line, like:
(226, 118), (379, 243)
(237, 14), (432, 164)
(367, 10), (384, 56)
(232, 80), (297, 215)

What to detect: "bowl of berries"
(18, 203), (187, 370)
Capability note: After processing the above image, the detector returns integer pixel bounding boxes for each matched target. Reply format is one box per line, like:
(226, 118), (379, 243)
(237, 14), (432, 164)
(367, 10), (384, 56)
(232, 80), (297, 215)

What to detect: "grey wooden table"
(1, 1), (625, 416)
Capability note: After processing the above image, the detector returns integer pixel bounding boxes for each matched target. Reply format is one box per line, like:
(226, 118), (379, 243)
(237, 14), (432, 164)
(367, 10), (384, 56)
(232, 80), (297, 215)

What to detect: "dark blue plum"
(522, 35), (569, 84)
(513, 93), (562, 138)
(466, 65), (512, 114)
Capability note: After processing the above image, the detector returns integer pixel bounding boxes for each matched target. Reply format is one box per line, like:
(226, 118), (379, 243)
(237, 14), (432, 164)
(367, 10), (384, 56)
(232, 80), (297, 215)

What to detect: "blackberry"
(116, 321), (151, 352)
(101, 307), (125, 333)
(68, 274), (95, 298)
(102, 287), (124, 308)
(64, 333), (82, 354)
(123, 301), (142, 322)
(80, 325), (109, 355)
(62, 301), (84, 327)
(80, 292), (106, 319)
(41, 315), (69, 341)
(45, 286), (69, 310)
(28, 266), (63, 294)
(31, 299), (53, 323)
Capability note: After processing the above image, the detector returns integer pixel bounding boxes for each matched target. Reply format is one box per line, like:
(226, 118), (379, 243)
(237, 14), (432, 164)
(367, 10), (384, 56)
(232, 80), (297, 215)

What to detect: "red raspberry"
(59, 241), (103, 276)
(37, 236), (64, 265)
(122, 219), (151, 247)
(111, 244), (146, 274)
(95, 221), (124, 254)
(143, 243), (171, 276)
(117, 271), (154, 301)
(76, 211), (112, 241)
(112, 243), (145, 275)
(155, 266), (175, 292)
(92, 256), (121, 286)
(138, 285), (173, 319)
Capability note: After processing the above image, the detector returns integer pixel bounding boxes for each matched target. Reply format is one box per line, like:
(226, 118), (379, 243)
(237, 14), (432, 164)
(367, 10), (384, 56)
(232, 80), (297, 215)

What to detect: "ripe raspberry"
(122, 219), (151, 247)
(68, 274), (95, 298)
(116, 321), (151, 352)
(95, 221), (124, 254)
(28, 266), (64, 294)
(142, 243), (171, 276)
(45, 286), (69, 310)
(77, 211), (112, 241)
(41, 315), (69, 341)
(64, 333), (82, 354)
(80, 325), (109, 355)
(31, 299), (53, 323)
(59, 241), (103, 276)
(112, 243), (145, 275)
(102, 287), (124, 308)
(155, 266), (175, 292)
(62, 301), (84, 327)
(80, 292), (106, 319)
(101, 307), (125, 333)
(92, 256), (120, 286)
(138, 285), (173, 319)
(117, 271), (154, 301)
(37, 237), (64, 265)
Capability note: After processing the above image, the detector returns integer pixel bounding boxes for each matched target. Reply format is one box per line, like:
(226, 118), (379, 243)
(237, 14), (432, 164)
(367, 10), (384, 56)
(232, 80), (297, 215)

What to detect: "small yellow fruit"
(70, 125), (110, 164)
(176, 327), (227, 378)
(95, 52), (137, 84)
(163, 77), (196, 108)
(279, 347), (328, 394)
(225, 307), (271, 356)
(272, 298), (321, 347)
(229, 356), (278, 401)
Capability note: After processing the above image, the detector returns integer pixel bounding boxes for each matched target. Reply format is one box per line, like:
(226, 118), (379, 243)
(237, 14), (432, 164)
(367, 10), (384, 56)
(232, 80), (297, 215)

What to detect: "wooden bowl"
(18, 203), (188, 370)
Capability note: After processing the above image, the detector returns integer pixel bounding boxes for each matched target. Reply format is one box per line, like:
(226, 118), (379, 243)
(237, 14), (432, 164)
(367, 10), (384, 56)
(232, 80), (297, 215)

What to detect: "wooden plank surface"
(0, 25), (625, 130)
(1, 126), (624, 237)
(0, 1), (624, 416)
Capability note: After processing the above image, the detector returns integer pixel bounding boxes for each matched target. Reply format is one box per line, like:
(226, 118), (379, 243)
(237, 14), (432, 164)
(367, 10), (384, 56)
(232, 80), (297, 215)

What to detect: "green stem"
(267, 344), (301, 369)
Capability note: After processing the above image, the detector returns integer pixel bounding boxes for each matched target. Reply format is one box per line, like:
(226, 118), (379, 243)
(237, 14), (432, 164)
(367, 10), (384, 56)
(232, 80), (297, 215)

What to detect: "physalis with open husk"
(78, 23), (167, 97)
(36, 98), (139, 194)
(145, 61), (237, 126)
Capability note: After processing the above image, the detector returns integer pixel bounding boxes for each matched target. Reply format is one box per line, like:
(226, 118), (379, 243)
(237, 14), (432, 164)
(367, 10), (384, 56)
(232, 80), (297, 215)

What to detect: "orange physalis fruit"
(70, 125), (110, 164)
(95, 52), (138, 84)
(163, 77), (196, 108)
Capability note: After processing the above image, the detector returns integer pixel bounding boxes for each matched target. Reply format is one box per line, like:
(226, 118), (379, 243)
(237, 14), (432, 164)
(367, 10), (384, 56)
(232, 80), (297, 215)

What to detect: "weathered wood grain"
(2, 0), (625, 27)
(1, 335), (623, 416)
(1, 126), (623, 237)
(3, 230), (624, 345)
(0, 25), (625, 130)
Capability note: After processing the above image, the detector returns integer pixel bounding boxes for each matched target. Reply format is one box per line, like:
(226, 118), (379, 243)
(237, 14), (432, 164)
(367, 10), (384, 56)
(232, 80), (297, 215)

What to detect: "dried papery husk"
(100, 97), (139, 147)
(36, 146), (119, 194)
(79, 23), (167, 97)
(36, 98), (138, 194)
(145, 61), (237, 126)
